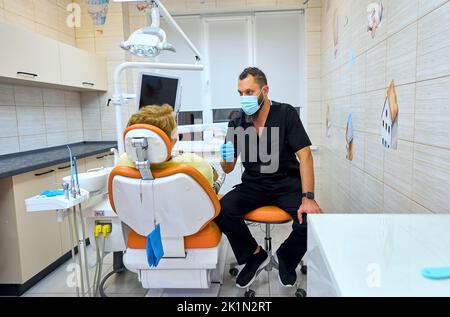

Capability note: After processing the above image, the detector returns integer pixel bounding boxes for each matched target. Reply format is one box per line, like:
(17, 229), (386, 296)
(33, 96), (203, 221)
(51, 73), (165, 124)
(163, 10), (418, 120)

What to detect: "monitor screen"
(137, 73), (181, 112)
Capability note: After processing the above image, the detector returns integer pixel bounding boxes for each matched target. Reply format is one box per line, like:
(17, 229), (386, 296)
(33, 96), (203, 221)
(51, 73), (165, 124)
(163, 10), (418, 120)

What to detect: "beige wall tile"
(418, 0), (449, 17)
(415, 76), (450, 149)
(395, 83), (415, 142)
(386, 23), (417, 86)
(307, 7), (321, 32)
(365, 41), (387, 92)
(412, 143), (450, 213)
(417, 2), (450, 81)
(0, 84), (15, 106)
(364, 133), (384, 181)
(364, 173), (384, 213)
(386, 0), (419, 36)
(384, 140), (414, 197)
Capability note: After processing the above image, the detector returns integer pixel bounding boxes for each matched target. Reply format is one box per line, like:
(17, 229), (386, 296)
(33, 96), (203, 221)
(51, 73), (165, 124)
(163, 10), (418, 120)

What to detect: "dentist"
(215, 67), (322, 289)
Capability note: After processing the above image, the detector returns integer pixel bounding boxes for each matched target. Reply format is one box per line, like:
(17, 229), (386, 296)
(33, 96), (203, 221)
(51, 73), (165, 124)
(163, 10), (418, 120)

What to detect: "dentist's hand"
(298, 198), (322, 224)
(220, 142), (235, 162)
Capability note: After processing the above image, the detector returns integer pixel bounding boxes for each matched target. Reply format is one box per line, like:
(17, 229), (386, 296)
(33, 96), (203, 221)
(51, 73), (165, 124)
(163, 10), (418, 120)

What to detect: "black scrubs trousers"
(215, 101), (312, 270)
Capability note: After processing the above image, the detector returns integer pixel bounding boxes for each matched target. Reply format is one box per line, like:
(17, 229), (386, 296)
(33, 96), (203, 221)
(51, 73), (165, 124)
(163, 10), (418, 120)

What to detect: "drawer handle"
(57, 165), (71, 170)
(17, 71), (38, 78)
(96, 155), (106, 160)
(82, 82), (95, 87)
(34, 169), (55, 177)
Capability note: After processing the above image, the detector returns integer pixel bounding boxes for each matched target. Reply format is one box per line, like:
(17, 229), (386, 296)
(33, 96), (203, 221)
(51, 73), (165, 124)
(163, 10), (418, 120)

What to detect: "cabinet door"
(12, 167), (61, 283)
(85, 152), (114, 171)
(59, 43), (107, 91)
(0, 22), (61, 85)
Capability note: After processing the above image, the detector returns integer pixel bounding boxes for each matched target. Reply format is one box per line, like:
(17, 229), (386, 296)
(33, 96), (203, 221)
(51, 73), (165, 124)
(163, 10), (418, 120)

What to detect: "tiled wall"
(316, 0), (450, 214)
(0, 84), (83, 155)
(73, 0), (130, 142)
(0, 0), (76, 46)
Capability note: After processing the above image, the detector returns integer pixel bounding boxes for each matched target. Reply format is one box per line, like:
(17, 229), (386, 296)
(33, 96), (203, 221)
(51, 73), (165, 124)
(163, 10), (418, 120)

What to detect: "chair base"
(229, 223), (307, 297)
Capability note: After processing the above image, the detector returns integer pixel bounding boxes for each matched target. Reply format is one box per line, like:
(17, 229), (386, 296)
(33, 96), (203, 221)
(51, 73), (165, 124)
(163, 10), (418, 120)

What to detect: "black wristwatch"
(302, 192), (315, 200)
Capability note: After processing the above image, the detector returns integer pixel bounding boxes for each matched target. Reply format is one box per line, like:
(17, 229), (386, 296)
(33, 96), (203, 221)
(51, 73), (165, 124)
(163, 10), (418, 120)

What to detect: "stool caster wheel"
(229, 268), (239, 277)
(301, 265), (307, 275)
(295, 288), (307, 298)
(245, 290), (256, 298)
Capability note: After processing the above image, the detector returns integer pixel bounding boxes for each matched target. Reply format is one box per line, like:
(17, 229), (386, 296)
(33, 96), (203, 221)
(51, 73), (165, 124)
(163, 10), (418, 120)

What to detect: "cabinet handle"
(17, 71), (38, 78)
(34, 169), (55, 177)
(82, 82), (95, 87)
(96, 155), (106, 160)
(57, 165), (71, 170)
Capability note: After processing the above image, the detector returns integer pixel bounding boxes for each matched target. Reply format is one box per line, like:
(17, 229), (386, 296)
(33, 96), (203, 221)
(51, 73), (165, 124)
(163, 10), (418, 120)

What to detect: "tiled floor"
(22, 223), (306, 297)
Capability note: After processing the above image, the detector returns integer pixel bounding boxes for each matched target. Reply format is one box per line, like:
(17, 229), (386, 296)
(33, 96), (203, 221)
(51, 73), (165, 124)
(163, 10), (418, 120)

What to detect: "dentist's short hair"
(239, 67), (268, 88)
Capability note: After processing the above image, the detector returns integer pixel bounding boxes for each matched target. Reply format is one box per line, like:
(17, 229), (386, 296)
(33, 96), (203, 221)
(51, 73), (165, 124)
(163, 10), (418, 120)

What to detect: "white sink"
(63, 167), (112, 193)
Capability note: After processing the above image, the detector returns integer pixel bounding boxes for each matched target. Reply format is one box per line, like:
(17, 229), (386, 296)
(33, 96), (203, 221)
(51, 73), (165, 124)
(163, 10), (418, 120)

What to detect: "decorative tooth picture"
(333, 9), (339, 58)
(346, 113), (354, 161)
(367, 1), (384, 39)
(86, 0), (110, 27)
(326, 104), (332, 138)
(381, 80), (399, 150)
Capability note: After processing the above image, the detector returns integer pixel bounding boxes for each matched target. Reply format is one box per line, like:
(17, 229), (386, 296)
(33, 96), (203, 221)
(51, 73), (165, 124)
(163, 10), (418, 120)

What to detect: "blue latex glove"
(220, 141), (235, 162)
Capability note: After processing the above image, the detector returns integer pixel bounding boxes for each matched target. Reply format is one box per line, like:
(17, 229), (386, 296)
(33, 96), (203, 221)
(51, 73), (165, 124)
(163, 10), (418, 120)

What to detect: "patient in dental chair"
(118, 105), (221, 190)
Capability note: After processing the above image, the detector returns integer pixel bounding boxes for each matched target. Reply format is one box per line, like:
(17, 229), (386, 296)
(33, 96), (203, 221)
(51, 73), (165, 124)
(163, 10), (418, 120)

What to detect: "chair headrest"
(123, 124), (172, 164)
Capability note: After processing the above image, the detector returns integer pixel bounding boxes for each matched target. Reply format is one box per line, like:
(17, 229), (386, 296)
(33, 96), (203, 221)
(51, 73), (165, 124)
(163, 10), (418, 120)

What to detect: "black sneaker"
(275, 251), (297, 287)
(236, 248), (270, 288)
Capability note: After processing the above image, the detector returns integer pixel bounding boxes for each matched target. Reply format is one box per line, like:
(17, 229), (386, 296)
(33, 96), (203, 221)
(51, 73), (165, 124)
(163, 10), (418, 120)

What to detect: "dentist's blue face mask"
(240, 88), (265, 116)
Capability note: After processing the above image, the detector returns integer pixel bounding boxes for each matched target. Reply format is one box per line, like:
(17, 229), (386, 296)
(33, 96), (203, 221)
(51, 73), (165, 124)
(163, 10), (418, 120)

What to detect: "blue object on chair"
(421, 267), (450, 280)
(146, 224), (164, 268)
(40, 190), (65, 197)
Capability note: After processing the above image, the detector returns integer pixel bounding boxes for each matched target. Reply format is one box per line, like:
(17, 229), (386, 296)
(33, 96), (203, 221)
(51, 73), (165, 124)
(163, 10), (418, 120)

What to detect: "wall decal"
(326, 104), (332, 138)
(381, 80), (399, 150)
(86, 0), (110, 26)
(367, 1), (384, 39)
(348, 51), (356, 68)
(346, 113), (354, 161)
(333, 9), (339, 58)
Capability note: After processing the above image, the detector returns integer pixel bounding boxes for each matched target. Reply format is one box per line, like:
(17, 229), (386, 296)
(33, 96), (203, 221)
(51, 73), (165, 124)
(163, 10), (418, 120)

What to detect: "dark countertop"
(0, 142), (118, 179)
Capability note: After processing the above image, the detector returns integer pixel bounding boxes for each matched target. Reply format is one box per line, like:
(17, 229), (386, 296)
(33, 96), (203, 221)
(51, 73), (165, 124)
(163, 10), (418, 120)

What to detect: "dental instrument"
(67, 145), (77, 198)
(74, 156), (81, 195)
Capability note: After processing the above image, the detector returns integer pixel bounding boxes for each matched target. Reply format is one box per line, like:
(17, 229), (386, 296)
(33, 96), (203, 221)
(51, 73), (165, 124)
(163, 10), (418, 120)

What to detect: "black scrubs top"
(226, 101), (312, 193)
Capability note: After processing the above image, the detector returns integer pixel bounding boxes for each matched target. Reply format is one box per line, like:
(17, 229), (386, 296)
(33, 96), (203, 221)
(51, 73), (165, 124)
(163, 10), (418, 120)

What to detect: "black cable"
(99, 268), (126, 297)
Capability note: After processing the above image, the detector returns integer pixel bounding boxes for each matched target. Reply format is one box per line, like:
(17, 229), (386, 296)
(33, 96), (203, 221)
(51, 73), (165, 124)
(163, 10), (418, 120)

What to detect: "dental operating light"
(115, 0), (202, 61)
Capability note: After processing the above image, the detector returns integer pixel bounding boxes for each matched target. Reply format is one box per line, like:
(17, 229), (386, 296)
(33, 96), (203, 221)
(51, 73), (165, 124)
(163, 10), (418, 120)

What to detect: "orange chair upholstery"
(244, 206), (292, 224)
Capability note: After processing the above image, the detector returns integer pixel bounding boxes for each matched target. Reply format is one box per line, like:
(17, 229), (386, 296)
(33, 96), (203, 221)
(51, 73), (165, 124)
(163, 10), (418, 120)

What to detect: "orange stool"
(229, 206), (307, 297)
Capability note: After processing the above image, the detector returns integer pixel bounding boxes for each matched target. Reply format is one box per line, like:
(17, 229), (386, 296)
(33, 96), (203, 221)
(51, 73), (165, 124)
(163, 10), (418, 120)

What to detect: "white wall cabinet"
(0, 23), (61, 86)
(60, 43), (108, 91)
(0, 22), (107, 92)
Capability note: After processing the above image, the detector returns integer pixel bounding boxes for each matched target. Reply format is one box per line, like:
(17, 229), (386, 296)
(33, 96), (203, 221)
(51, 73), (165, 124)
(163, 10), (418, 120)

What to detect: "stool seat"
(244, 206), (292, 224)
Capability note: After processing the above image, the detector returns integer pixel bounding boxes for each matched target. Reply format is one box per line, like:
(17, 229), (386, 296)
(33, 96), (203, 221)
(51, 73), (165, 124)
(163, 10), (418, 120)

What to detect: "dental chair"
(108, 124), (225, 295)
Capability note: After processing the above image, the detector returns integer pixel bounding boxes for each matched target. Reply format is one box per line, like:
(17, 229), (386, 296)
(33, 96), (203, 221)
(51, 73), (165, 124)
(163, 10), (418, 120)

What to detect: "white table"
(307, 214), (450, 297)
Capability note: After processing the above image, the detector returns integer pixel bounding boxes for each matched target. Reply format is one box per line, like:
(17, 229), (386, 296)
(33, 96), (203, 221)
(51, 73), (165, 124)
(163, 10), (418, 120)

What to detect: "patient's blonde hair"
(127, 105), (176, 139)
